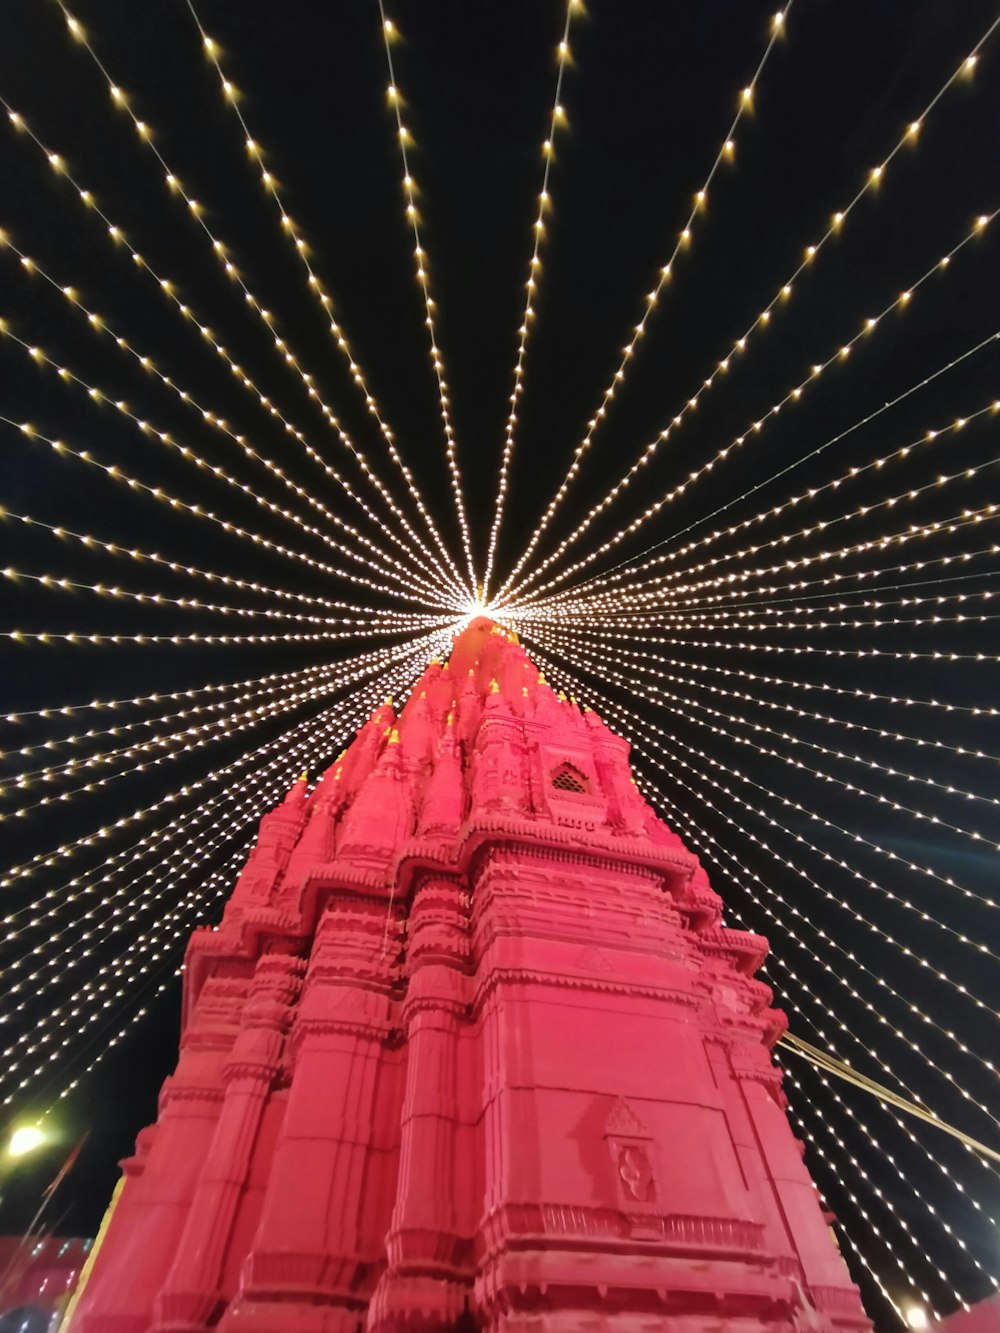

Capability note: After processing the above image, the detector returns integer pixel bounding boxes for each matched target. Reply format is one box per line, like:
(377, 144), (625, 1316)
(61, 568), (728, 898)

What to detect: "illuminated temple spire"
(68, 617), (870, 1332)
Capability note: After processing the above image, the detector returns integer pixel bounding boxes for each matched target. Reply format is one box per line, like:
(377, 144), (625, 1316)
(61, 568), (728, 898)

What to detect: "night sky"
(1, 2), (999, 1327)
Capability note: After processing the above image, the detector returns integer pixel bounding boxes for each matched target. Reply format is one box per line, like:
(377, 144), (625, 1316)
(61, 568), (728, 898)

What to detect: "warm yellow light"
(904, 1305), (928, 1331)
(8, 1124), (46, 1158)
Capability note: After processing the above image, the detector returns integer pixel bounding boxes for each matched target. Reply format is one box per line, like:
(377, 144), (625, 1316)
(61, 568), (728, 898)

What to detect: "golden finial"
(445, 710), (455, 726)
(489, 678), (500, 694)
(558, 690), (567, 702)
(537, 671), (546, 685)
(388, 728), (401, 745)
(384, 696), (393, 707)
(521, 685), (529, 697)
(299, 769), (308, 783)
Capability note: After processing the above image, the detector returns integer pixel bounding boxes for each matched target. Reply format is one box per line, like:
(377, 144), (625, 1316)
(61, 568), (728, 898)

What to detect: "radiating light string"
(0, 644), (442, 1102)
(0, 415), (462, 610)
(510, 210), (998, 603)
(0, 298), (454, 607)
(47, 3), (455, 589)
(0, 96), (460, 597)
(481, 0), (580, 596)
(498, 2), (794, 598)
(0, 626), (452, 890)
(541, 625), (1000, 820)
(524, 634), (1000, 981)
(502, 14), (1000, 598)
(377, 0), (477, 591)
(0, 506), (453, 626)
(183, 0), (468, 596)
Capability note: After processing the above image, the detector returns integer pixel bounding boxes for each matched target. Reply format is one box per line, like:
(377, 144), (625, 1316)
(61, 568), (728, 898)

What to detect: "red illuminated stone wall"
(68, 617), (870, 1333)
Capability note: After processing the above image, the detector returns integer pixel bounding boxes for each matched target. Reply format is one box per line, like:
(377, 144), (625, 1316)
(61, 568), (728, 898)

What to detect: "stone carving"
(71, 617), (870, 1333)
(618, 1145), (655, 1202)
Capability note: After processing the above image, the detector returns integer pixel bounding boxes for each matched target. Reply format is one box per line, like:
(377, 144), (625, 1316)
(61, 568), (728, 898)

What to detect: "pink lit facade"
(68, 617), (870, 1333)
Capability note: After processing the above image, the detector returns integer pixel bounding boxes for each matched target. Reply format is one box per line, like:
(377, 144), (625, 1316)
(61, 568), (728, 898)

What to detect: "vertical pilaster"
(369, 877), (470, 1331)
(151, 956), (302, 1332)
(223, 897), (398, 1333)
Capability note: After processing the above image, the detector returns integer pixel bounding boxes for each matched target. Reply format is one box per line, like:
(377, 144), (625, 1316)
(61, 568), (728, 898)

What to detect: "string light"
(531, 650), (1000, 1289)
(1, 663), (414, 822)
(584, 331), (1000, 594)
(481, 0), (579, 597)
(45, 5), (458, 594)
(0, 628), (452, 890)
(534, 469), (1000, 615)
(183, 1), (466, 596)
(498, 0), (795, 598)
(1, 653), (423, 939)
(652, 778), (1000, 1235)
(513, 211), (998, 602)
(0, 644), (443, 1101)
(1, 414), (461, 609)
(0, 228), (456, 606)
(525, 633), (1000, 956)
(1, 7), (995, 1312)
(657, 791), (982, 1310)
(377, 2), (476, 591)
(0, 506), (444, 625)
(547, 625), (1000, 814)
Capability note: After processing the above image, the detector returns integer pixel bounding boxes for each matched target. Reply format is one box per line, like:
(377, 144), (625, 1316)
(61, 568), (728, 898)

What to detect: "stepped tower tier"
(67, 616), (870, 1333)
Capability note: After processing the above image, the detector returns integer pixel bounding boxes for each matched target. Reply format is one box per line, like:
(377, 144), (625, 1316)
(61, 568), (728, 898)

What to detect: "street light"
(7, 1124), (47, 1159)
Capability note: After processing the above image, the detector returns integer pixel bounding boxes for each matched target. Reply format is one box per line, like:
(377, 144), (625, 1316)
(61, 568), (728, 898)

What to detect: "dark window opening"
(551, 763), (589, 794)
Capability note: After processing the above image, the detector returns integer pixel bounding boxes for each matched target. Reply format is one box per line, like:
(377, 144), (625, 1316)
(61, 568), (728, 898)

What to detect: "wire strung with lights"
(481, 0), (580, 597)
(183, 1), (466, 597)
(501, 15), (1000, 599)
(0, 3), (997, 1324)
(377, 1), (476, 592)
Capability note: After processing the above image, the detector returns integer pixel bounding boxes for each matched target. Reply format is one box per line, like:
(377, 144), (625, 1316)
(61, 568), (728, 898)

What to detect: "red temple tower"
(67, 617), (870, 1333)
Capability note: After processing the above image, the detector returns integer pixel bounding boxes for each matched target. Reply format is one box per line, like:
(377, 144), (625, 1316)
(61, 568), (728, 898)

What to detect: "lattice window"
(551, 762), (589, 794)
